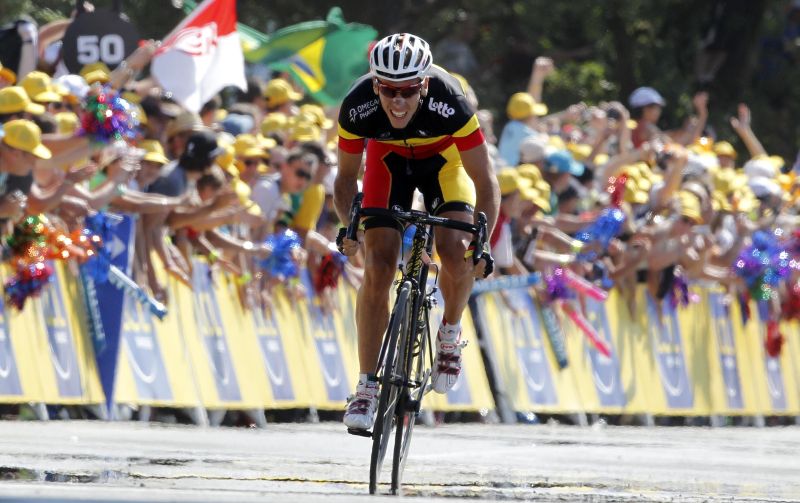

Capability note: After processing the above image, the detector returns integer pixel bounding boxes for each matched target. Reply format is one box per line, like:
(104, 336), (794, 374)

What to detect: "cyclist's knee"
(438, 239), (471, 275)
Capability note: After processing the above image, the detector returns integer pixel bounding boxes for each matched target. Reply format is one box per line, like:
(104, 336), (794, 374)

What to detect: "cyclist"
(334, 33), (500, 430)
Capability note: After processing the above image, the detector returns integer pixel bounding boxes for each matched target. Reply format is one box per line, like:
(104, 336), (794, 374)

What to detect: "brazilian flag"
(245, 8), (377, 105)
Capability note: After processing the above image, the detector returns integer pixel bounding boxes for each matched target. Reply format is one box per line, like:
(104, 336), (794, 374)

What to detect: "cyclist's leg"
(345, 142), (413, 429)
(417, 145), (476, 392)
(357, 228), (401, 373)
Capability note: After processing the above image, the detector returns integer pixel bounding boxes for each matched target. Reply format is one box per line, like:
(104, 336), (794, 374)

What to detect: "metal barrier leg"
(208, 409), (226, 426)
(30, 403), (49, 421)
(185, 406), (209, 427)
(420, 408), (435, 427)
(246, 409), (268, 428)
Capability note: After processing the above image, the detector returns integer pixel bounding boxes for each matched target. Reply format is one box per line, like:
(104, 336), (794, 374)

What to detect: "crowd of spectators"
(0, 22), (798, 344)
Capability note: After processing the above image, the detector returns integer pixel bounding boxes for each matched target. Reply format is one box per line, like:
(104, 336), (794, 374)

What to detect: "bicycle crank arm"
(347, 427), (373, 438)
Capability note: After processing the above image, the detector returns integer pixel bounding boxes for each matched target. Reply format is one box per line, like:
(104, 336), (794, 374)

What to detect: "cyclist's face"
(373, 77), (425, 129)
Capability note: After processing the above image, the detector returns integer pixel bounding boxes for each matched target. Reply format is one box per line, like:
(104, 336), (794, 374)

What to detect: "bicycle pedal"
(347, 427), (373, 438)
(405, 399), (421, 413)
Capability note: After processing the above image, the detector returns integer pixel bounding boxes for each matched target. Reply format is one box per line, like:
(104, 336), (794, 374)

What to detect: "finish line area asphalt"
(0, 420), (798, 502)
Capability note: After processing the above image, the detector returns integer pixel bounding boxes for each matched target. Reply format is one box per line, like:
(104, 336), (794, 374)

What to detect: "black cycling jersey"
(337, 65), (481, 155)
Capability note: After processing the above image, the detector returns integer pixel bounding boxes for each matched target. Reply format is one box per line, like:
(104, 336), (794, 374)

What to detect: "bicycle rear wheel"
(390, 301), (429, 495)
(369, 282), (412, 494)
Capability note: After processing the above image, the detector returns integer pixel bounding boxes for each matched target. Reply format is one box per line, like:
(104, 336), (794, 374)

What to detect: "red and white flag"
(151, 0), (247, 112)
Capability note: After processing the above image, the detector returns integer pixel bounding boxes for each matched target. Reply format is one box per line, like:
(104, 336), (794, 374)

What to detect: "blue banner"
(0, 299), (22, 396)
(645, 294), (693, 409)
(41, 267), (83, 398)
(583, 297), (626, 407)
(252, 304), (295, 401)
(192, 261), (242, 402)
(122, 298), (172, 401)
(507, 291), (558, 406)
(756, 302), (787, 411)
(708, 292), (744, 410)
(91, 214), (135, 409)
(301, 271), (350, 402)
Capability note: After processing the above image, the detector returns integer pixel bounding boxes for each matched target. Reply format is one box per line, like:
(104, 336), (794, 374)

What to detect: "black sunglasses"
(243, 159), (260, 167)
(376, 80), (422, 99)
(295, 169), (312, 180)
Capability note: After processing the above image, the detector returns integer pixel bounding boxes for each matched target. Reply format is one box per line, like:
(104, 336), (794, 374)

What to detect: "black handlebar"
(345, 192), (488, 246)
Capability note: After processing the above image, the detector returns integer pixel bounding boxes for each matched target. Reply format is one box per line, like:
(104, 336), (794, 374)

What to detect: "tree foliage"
(2, 0), (797, 159)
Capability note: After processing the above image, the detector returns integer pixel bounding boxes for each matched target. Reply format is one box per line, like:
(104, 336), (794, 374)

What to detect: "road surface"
(0, 420), (798, 502)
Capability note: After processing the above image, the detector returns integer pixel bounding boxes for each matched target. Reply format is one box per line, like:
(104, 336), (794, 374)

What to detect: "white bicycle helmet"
(369, 33), (433, 82)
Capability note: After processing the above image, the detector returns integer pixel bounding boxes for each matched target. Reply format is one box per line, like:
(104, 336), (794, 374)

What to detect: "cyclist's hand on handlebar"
(336, 227), (363, 256)
(465, 240), (494, 279)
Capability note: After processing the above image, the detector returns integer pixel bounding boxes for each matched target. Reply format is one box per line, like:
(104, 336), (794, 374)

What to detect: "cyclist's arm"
(460, 141), (500, 235)
(334, 147), (363, 225)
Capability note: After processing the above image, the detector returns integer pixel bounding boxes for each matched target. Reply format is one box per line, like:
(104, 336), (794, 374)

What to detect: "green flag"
(246, 8), (377, 105)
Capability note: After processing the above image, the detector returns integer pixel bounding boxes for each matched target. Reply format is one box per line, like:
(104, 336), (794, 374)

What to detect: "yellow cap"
(521, 186), (551, 212)
(677, 190), (702, 223)
(711, 191), (732, 212)
(79, 62), (111, 84)
(233, 133), (266, 159)
(547, 135), (566, 150)
(1, 119), (52, 159)
(689, 136), (714, 154)
(566, 142), (592, 162)
(121, 91), (142, 104)
(234, 177), (252, 205)
(767, 154), (785, 171)
(298, 103), (334, 129)
(0, 86), (45, 115)
(0, 63), (16, 85)
(261, 112), (289, 135)
(54, 111), (79, 135)
(624, 177), (649, 204)
(517, 163), (543, 183)
(506, 92), (548, 120)
(713, 141), (736, 159)
(21, 71), (62, 103)
(256, 133), (277, 151)
(290, 121), (321, 143)
(497, 167), (529, 196)
(265, 78), (302, 107)
(139, 139), (169, 165)
(132, 103), (148, 126)
(215, 143), (236, 174)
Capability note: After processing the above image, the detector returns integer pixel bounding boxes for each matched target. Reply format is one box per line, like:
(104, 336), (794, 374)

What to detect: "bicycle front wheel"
(369, 281), (412, 494)
(391, 301), (429, 495)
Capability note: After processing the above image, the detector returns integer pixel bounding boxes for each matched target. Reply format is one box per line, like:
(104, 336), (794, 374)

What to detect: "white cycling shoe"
(431, 326), (466, 394)
(343, 379), (379, 430)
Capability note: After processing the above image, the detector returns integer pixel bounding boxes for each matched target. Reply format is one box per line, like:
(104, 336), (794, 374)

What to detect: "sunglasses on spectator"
(50, 102), (67, 111)
(376, 80), (422, 99)
(243, 159), (260, 167)
(295, 169), (312, 180)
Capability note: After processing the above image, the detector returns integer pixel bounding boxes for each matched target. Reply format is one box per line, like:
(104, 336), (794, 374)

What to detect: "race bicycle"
(343, 193), (489, 495)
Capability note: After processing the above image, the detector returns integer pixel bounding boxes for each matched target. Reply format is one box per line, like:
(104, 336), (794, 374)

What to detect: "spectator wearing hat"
(497, 92), (548, 167)
(541, 150), (584, 209)
(149, 129), (222, 198)
(80, 62), (112, 85)
(164, 110), (204, 160)
(251, 148), (317, 230)
(628, 86), (665, 148)
(261, 112), (289, 145)
(0, 63), (16, 89)
(286, 121), (322, 149)
(713, 141), (737, 169)
(0, 86), (44, 122)
(232, 134), (269, 186)
(491, 168), (530, 274)
(0, 119), (51, 174)
(21, 71), (62, 114)
(264, 77), (302, 115)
